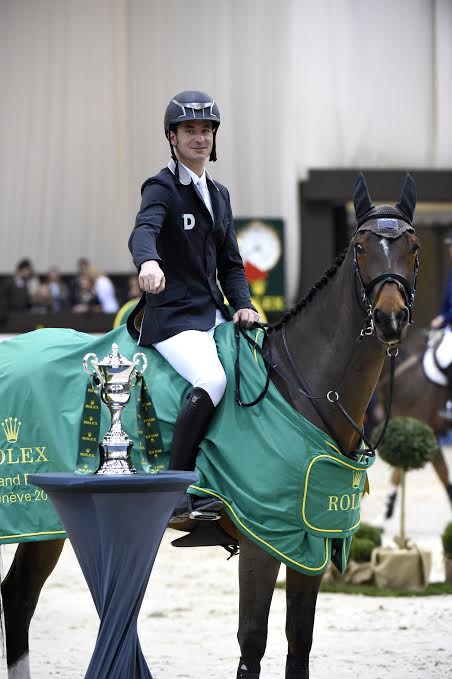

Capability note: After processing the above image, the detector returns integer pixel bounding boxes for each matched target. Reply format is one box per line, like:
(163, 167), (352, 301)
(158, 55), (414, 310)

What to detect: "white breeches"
(153, 311), (227, 407)
(436, 326), (452, 369)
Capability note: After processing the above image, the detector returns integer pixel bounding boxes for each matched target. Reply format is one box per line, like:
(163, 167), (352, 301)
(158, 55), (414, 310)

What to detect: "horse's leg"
(431, 447), (452, 506)
(285, 567), (323, 679)
(1, 539), (65, 677)
(236, 535), (281, 678)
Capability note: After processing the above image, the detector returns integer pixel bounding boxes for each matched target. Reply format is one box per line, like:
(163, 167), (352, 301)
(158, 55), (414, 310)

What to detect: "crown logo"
(1, 417), (22, 443)
(352, 470), (363, 489)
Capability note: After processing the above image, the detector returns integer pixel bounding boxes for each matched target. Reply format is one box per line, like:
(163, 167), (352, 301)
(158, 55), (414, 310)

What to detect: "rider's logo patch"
(182, 214), (195, 230)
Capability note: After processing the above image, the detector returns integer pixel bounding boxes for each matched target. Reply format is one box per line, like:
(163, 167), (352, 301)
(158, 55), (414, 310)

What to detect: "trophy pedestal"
(29, 471), (197, 679)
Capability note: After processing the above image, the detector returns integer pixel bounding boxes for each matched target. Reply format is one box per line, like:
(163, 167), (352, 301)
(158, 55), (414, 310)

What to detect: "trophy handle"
(83, 352), (104, 387)
(132, 352), (148, 382)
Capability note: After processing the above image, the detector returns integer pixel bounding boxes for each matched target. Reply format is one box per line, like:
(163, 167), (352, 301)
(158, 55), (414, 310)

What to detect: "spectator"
(46, 267), (70, 311)
(0, 258), (39, 317)
(88, 267), (119, 313)
(70, 257), (91, 307)
(72, 274), (98, 313)
(33, 278), (53, 313)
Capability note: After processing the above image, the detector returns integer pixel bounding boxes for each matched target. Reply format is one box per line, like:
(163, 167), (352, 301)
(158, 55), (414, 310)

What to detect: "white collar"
(167, 159), (219, 191)
(181, 163), (206, 187)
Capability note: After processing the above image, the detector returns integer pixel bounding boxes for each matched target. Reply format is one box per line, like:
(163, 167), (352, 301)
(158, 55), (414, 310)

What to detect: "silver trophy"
(83, 343), (147, 475)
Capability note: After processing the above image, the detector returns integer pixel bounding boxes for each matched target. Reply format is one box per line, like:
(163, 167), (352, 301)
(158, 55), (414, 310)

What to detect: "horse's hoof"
(285, 655), (309, 678)
(236, 659), (260, 678)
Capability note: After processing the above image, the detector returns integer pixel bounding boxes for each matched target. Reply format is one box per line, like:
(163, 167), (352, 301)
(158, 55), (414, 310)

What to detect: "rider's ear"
(395, 173), (416, 223)
(353, 172), (374, 222)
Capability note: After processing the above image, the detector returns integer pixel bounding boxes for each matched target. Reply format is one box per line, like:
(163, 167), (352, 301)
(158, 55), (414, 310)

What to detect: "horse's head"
(352, 174), (420, 346)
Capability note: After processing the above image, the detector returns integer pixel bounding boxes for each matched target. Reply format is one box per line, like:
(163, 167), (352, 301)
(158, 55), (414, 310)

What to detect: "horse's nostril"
(397, 307), (409, 324)
(373, 306), (409, 327)
(373, 308), (384, 324)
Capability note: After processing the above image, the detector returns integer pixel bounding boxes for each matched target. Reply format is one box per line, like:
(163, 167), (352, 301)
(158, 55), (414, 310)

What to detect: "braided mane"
(270, 250), (348, 330)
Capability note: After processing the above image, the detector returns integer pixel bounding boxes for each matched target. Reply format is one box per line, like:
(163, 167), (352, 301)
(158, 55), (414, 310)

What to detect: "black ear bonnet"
(353, 173), (416, 238)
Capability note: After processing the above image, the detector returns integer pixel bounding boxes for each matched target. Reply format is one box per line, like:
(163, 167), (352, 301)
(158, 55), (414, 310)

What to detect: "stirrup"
(170, 494), (223, 522)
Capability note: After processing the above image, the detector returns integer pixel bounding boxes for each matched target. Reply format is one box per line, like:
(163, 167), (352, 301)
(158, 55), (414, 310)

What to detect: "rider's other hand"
(139, 260), (166, 294)
(233, 308), (261, 329)
(430, 315), (445, 330)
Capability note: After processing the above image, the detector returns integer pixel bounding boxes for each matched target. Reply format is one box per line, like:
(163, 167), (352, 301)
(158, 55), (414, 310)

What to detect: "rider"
(128, 90), (260, 519)
(431, 229), (452, 416)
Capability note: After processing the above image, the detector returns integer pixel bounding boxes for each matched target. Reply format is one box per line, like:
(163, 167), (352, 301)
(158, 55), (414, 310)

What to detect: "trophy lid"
(97, 344), (133, 369)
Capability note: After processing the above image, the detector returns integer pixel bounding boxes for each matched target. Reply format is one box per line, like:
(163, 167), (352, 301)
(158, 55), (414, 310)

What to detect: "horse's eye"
(355, 243), (364, 254)
(411, 242), (420, 254)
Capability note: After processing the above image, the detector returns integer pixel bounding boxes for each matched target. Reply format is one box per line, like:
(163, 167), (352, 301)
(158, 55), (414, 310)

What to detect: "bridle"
(235, 227), (419, 461)
(353, 231), (419, 339)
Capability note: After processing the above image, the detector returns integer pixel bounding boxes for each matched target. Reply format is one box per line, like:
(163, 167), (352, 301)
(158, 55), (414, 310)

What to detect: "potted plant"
(441, 522), (452, 584)
(345, 523), (382, 584)
(371, 416), (438, 590)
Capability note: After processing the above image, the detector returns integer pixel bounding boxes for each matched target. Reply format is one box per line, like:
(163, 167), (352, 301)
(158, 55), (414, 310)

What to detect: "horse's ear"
(353, 172), (374, 221)
(395, 173), (416, 223)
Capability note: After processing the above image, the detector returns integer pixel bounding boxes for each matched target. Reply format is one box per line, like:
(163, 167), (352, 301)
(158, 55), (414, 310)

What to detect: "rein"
(234, 225), (419, 460)
(234, 321), (397, 461)
(280, 324), (397, 460)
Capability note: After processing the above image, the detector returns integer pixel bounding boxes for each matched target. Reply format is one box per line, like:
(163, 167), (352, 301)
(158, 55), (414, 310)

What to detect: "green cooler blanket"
(0, 323), (374, 575)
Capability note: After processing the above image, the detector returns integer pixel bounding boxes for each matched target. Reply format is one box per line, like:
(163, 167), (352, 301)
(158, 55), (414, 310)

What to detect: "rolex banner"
(0, 323), (374, 575)
(0, 326), (179, 545)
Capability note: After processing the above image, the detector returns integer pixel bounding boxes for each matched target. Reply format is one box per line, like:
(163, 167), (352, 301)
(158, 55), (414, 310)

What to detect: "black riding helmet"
(164, 90), (220, 162)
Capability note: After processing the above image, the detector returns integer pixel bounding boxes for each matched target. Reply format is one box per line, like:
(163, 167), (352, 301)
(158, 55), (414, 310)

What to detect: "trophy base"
(96, 460), (137, 475)
(96, 442), (136, 475)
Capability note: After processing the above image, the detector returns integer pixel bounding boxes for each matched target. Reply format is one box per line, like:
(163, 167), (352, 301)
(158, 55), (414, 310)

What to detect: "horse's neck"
(269, 255), (386, 451)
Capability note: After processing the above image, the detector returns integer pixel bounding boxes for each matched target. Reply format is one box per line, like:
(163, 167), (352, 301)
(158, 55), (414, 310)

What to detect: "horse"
(1, 173), (420, 679)
(376, 327), (452, 520)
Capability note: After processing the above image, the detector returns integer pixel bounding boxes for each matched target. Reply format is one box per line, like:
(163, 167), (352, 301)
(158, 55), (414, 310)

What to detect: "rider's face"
(170, 120), (213, 172)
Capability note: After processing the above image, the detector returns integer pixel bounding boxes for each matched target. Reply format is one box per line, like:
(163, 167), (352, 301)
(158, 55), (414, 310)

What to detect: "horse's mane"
(270, 250), (348, 330)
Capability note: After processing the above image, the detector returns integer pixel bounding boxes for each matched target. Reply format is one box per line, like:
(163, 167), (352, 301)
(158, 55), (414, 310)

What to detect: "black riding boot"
(285, 655), (309, 679)
(170, 387), (223, 521)
(236, 659), (260, 678)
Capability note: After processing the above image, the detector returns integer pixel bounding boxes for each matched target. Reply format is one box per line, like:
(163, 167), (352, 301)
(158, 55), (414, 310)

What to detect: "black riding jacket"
(128, 161), (254, 345)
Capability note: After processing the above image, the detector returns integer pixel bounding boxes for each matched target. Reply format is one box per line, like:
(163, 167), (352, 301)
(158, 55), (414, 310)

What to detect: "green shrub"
(349, 537), (375, 563)
(441, 522), (452, 556)
(355, 522), (382, 547)
(371, 416), (438, 470)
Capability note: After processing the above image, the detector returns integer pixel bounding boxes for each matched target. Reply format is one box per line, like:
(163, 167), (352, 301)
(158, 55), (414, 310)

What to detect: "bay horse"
(377, 327), (452, 518)
(1, 173), (420, 679)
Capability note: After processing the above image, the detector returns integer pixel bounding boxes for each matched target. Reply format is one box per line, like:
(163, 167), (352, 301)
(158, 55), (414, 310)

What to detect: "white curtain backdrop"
(1, 0), (451, 300)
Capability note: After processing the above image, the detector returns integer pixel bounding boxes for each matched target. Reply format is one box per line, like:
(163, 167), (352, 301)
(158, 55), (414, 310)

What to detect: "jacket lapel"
(207, 177), (223, 228)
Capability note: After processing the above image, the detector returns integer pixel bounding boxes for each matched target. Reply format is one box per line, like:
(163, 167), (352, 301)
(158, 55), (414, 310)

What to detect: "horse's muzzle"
(372, 306), (409, 344)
